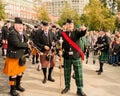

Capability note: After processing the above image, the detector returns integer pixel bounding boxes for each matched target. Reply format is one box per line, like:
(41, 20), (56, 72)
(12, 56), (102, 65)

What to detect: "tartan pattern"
(63, 56), (83, 90)
(99, 51), (108, 63)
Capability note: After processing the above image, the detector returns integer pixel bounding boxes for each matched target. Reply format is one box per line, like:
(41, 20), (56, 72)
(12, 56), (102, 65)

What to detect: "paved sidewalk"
(0, 53), (120, 96)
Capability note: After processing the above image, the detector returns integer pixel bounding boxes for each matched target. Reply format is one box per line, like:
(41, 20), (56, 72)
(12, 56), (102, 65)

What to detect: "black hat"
(66, 19), (73, 23)
(52, 25), (56, 28)
(14, 17), (23, 24)
(34, 25), (38, 28)
(62, 22), (66, 25)
(6, 20), (10, 23)
(100, 28), (106, 32)
(42, 21), (49, 26)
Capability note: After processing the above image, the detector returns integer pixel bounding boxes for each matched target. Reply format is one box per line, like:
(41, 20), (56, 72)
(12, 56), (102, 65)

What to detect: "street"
(0, 49), (120, 96)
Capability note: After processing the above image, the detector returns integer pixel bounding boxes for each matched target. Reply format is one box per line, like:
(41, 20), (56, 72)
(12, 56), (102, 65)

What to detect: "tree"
(117, 0), (120, 12)
(38, 5), (51, 22)
(0, 0), (6, 20)
(100, 0), (118, 15)
(57, 3), (80, 28)
(113, 0), (120, 31)
(80, 0), (115, 31)
(100, 0), (107, 6)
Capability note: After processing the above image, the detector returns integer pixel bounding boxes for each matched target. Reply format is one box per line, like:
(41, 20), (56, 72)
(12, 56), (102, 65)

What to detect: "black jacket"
(1, 26), (10, 40)
(96, 34), (110, 52)
(35, 30), (58, 52)
(7, 29), (28, 58)
(62, 29), (86, 59)
(31, 29), (38, 44)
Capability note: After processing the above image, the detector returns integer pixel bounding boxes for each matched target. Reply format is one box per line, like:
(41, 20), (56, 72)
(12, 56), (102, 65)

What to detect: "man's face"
(43, 25), (49, 32)
(14, 23), (23, 32)
(99, 31), (104, 35)
(67, 23), (74, 31)
(62, 25), (66, 30)
(34, 27), (38, 31)
(7, 22), (11, 28)
(52, 28), (56, 32)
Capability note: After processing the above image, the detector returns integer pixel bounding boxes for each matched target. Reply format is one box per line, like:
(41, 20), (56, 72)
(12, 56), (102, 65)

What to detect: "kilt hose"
(99, 51), (108, 63)
(63, 56), (83, 90)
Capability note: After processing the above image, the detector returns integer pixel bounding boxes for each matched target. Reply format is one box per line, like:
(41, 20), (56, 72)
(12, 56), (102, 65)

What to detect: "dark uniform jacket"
(96, 34), (110, 52)
(62, 29), (86, 59)
(7, 29), (28, 58)
(1, 26), (10, 40)
(35, 30), (57, 52)
(31, 29), (38, 44)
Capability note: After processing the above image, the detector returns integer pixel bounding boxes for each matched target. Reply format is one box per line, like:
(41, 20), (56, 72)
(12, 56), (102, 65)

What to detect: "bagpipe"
(28, 40), (42, 56)
(93, 43), (107, 56)
(29, 40), (59, 62)
(45, 40), (63, 61)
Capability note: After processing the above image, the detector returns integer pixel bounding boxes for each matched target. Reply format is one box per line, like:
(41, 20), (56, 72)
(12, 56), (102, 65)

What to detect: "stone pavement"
(0, 51), (120, 96)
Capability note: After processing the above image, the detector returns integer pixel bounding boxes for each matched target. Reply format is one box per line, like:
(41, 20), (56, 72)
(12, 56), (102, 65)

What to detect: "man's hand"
(44, 45), (50, 51)
(80, 25), (86, 31)
(27, 41), (31, 49)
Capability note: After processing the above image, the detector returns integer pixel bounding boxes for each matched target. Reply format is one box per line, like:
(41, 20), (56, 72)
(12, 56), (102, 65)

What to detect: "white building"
(45, 0), (89, 16)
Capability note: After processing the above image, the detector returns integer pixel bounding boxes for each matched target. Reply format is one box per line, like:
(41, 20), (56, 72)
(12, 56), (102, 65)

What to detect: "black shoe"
(10, 90), (20, 96)
(112, 64), (118, 66)
(96, 70), (103, 72)
(61, 87), (70, 94)
(48, 77), (55, 82)
(86, 60), (88, 64)
(16, 85), (25, 92)
(77, 90), (87, 96)
(97, 71), (102, 75)
(36, 61), (39, 64)
(93, 60), (95, 64)
(32, 62), (35, 64)
(42, 78), (47, 84)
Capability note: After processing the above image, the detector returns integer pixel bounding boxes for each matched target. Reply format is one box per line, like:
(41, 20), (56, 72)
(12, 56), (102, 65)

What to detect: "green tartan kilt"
(99, 51), (108, 63)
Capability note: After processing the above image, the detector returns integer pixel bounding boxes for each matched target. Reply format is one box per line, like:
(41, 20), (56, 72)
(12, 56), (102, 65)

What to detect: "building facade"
(45, 0), (89, 16)
(4, 0), (40, 23)
(3, 0), (89, 23)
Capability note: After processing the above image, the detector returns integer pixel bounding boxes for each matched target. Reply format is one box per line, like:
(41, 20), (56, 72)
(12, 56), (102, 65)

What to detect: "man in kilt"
(35, 21), (58, 84)
(1, 20), (11, 57)
(3, 17), (29, 96)
(30, 25), (39, 64)
(95, 30), (110, 75)
(61, 19), (87, 96)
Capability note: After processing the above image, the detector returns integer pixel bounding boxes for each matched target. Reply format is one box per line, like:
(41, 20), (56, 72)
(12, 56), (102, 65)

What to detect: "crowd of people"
(0, 17), (120, 96)
(85, 30), (120, 67)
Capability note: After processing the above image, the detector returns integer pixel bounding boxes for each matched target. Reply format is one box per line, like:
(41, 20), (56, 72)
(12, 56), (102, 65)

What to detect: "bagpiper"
(95, 29), (110, 75)
(3, 17), (29, 96)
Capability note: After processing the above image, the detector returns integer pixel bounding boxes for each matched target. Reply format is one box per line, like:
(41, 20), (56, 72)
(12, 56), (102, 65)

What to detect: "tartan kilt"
(3, 57), (26, 76)
(99, 51), (108, 63)
(2, 39), (8, 49)
(31, 48), (37, 55)
(40, 52), (55, 68)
